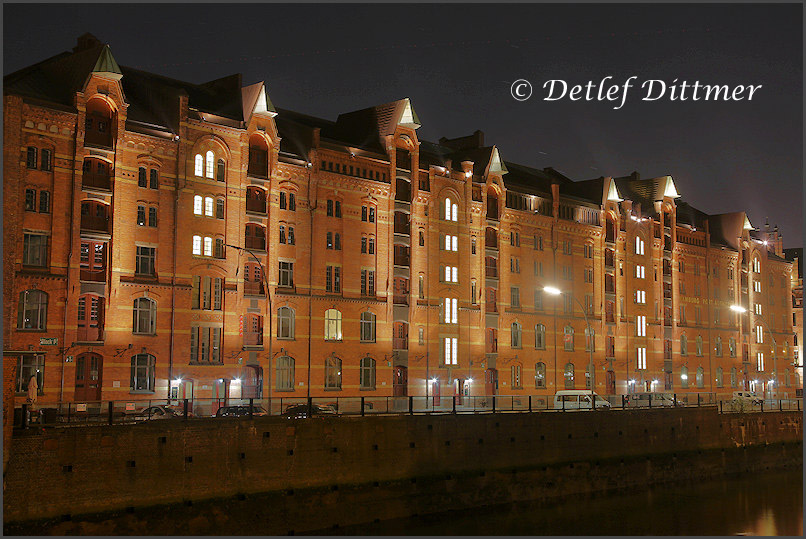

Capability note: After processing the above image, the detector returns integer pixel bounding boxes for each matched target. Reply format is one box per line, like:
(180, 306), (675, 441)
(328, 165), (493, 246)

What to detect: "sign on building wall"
(39, 338), (58, 346)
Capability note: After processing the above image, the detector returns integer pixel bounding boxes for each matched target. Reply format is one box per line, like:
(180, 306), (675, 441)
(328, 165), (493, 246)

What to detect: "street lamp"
(544, 286), (597, 408)
(730, 304), (777, 398)
(226, 243), (272, 404)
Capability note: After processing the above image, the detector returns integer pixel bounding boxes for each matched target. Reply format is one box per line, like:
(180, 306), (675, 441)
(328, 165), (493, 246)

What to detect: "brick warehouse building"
(3, 34), (800, 409)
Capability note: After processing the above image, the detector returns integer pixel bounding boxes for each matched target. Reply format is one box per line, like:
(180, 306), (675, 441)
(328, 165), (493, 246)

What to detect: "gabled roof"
(242, 81), (277, 122)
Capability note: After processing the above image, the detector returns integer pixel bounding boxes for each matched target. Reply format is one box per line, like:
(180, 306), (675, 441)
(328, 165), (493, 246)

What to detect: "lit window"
(445, 198), (452, 221)
(444, 337), (458, 365)
(636, 265), (645, 279)
(757, 352), (764, 371)
(444, 266), (451, 282)
(452, 266), (458, 283)
(205, 151), (214, 178)
(755, 325), (763, 343)
(452, 203), (458, 221)
(193, 195), (203, 215)
(192, 235), (202, 255)
(452, 236), (458, 252)
(204, 196), (214, 217)
(324, 309), (342, 341)
(635, 236), (645, 255)
(636, 347), (646, 370)
(194, 154), (203, 176)
(635, 290), (646, 304)
(203, 237), (213, 257)
(636, 315), (646, 337)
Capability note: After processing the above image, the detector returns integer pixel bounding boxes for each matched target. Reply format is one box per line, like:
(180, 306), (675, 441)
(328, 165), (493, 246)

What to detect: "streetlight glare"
(730, 304), (747, 313)
(544, 285), (562, 296)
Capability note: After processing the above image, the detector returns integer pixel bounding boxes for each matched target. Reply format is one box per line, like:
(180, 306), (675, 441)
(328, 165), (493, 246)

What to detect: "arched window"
(360, 311), (376, 343)
(277, 306), (295, 339)
(729, 337), (737, 357)
(245, 223), (266, 250)
(216, 198), (225, 219)
(17, 290), (48, 330)
(680, 334), (688, 356)
(585, 327), (595, 352)
(715, 336), (723, 357)
(564, 325), (574, 352)
(205, 150), (214, 178)
(730, 367), (737, 388)
(716, 366), (724, 388)
(784, 368), (791, 387)
(132, 297), (156, 334)
(360, 357), (376, 389)
(130, 353), (155, 392)
(696, 367), (704, 388)
(696, 335), (703, 357)
(681, 366), (689, 389)
(194, 154), (203, 177)
(324, 309), (342, 341)
(193, 195), (203, 215)
(192, 235), (202, 255)
(216, 158), (226, 182)
(535, 362), (546, 388)
(204, 196), (214, 217)
(445, 198), (451, 221)
(325, 356), (342, 389)
(276, 355), (294, 391)
(511, 322), (522, 348)
(564, 363), (575, 389)
(535, 324), (546, 350)
(203, 237), (213, 257)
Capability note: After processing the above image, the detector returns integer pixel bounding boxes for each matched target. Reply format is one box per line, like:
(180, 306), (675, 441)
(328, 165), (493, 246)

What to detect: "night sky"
(4, 3), (802, 247)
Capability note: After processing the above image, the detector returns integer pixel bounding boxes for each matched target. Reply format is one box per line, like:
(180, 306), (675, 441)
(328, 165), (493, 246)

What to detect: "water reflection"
(324, 469), (802, 536)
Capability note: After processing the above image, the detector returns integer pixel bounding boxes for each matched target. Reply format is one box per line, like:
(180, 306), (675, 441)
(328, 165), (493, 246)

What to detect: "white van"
(553, 390), (611, 410)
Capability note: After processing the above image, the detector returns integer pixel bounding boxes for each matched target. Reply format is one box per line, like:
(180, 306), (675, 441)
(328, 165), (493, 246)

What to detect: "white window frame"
(192, 235), (202, 255)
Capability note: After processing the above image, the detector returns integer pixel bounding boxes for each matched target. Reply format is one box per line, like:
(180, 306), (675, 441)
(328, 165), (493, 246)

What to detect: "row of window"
(136, 205), (158, 227)
(191, 236), (225, 258)
(26, 147), (53, 171)
(137, 167), (159, 190)
(193, 195), (225, 218)
(321, 160), (387, 183)
(16, 351), (799, 398)
(24, 189), (51, 213)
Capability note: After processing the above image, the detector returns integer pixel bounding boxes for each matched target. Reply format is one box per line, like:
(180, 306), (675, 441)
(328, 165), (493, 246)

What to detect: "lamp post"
(545, 286), (597, 408)
(731, 304), (776, 399)
(226, 243), (272, 405)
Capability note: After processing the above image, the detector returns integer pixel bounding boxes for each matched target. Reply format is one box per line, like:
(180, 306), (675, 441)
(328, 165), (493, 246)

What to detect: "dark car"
(282, 404), (337, 419)
(130, 405), (193, 420)
(215, 404), (268, 417)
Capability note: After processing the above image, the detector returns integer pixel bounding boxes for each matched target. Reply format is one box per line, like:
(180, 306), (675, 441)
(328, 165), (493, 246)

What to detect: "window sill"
(360, 387), (376, 391)
(324, 339), (343, 343)
(132, 332), (157, 337)
(16, 328), (47, 332)
(277, 336), (295, 341)
(130, 390), (156, 395)
(360, 340), (376, 344)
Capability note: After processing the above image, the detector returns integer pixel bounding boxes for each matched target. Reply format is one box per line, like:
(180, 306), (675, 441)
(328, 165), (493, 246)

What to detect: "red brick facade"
(3, 35), (800, 409)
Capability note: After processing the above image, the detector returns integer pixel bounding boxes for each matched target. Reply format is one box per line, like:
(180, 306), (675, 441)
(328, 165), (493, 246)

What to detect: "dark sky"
(4, 3), (802, 247)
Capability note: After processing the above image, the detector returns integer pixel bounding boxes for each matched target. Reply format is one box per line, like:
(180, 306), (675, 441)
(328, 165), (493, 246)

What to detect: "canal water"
(322, 469), (803, 536)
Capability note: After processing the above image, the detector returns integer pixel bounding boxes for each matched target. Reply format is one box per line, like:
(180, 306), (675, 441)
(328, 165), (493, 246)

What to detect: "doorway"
(485, 368), (498, 396)
(74, 352), (102, 402)
(393, 366), (408, 397)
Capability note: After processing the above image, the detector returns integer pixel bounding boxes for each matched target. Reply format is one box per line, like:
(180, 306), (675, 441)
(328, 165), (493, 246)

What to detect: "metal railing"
(13, 395), (802, 429)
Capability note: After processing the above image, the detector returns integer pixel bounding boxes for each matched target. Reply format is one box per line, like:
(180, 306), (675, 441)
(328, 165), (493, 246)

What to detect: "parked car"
(215, 404), (268, 417)
(129, 405), (193, 420)
(732, 391), (763, 405)
(553, 390), (611, 410)
(282, 404), (337, 419)
(625, 392), (678, 408)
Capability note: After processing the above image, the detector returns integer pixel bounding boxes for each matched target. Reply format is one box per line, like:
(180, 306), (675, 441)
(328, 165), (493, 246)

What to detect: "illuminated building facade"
(4, 35), (799, 407)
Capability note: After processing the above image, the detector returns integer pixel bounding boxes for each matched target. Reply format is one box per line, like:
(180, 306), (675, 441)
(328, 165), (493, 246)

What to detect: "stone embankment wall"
(3, 408), (802, 532)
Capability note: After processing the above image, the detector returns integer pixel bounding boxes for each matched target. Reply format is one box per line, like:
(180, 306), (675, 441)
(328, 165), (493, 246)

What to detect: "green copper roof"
(92, 45), (122, 77)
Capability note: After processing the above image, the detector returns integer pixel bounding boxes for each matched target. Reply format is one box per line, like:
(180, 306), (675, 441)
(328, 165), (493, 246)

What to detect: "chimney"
(74, 33), (102, 52)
